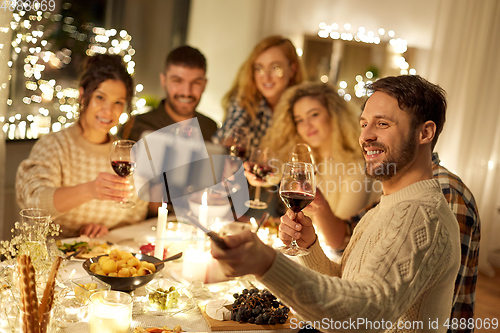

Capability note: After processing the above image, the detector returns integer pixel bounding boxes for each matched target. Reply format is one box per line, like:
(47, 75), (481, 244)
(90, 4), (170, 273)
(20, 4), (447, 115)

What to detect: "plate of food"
(56, 236), (113, 260)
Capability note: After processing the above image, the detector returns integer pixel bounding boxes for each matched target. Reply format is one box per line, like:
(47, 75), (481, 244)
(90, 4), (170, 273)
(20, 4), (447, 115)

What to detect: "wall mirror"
(302, 24), (417, 110)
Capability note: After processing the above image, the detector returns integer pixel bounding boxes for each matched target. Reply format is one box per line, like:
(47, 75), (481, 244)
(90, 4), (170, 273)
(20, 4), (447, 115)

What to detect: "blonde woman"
(261, 82), (381, 247)
(212, 36), (305, 152)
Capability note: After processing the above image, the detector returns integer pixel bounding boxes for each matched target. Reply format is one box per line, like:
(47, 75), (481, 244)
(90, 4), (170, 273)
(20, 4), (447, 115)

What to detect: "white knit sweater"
(260, 179), (460, 333)
(16, 125), (148, 237)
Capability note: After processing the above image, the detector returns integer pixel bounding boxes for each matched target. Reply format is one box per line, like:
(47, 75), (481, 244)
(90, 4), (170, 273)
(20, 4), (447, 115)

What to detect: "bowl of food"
(68, 275), (111, 301)
(82, 249), (164, 292)
(145, 278), (196, 315)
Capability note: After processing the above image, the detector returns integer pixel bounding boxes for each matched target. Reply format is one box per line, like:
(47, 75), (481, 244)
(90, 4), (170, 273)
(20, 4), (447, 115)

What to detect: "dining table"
(0, 218), (300, 333)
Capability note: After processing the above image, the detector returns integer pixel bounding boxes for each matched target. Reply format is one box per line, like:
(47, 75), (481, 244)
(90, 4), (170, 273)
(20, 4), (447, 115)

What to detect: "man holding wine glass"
(211, 75), (461, 332)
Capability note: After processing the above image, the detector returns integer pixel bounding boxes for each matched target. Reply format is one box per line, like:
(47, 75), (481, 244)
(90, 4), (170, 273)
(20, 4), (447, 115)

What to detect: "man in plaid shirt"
(339, 152), (480, 333)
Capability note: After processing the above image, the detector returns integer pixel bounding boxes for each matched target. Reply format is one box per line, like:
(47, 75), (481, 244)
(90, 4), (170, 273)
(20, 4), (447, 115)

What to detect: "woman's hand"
(243, 162), (267, 187)
(303, 188), (328, 215)
(53, 172), (133, 214)
(243, 161), (280, 188)
(80, 223), (109, 238)
(90, 172), (133, 202)
(279, 210), (316, 249)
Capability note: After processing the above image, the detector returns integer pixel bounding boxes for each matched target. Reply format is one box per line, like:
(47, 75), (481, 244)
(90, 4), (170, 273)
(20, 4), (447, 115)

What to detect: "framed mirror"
(302, 24), (417, 110)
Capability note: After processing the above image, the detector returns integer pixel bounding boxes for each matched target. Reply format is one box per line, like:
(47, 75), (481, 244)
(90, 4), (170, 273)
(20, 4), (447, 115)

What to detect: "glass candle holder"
(55, 294), (88, 324)
(88, 290), (132, 333)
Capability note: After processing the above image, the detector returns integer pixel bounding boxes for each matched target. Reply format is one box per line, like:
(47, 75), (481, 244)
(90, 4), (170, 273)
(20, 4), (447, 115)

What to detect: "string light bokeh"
(317, 22), (416, 102)
(2, 4), (144, 140)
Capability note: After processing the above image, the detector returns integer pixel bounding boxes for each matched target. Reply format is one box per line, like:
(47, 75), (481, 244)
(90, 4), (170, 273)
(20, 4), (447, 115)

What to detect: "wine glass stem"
(290, 216), (299, 249)
(254, 185), (261, 202)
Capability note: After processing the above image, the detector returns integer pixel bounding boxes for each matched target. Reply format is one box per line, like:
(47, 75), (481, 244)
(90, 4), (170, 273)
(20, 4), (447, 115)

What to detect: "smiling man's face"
(359, 91), (418, 181)
(160, 64), (207, 120)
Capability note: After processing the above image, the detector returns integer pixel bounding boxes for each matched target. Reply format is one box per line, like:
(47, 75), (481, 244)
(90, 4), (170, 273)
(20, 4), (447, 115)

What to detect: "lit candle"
(199, 191), (208, 228)
(211, 217), (224, 233)
(88, 291), (132, 333)
(154, 202), (168, 260)
(182, 247), (210, 283)
(257, 228), (270, 243)
(250, 217), (258, 231)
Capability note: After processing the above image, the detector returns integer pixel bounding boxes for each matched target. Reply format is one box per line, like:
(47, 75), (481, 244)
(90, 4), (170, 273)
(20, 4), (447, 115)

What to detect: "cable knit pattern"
(16, 125), (148, 237)
(259, 179), (460, 332)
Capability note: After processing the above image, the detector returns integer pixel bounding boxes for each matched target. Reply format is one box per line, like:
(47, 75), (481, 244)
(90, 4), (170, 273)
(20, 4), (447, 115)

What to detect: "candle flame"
(202, 191), (208, 206)
(162, 202), (168, 209)
(250, 217), (257, 229)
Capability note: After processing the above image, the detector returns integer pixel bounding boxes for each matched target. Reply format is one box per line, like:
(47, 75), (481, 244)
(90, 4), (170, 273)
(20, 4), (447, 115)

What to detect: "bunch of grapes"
(230, 288), (289, 325)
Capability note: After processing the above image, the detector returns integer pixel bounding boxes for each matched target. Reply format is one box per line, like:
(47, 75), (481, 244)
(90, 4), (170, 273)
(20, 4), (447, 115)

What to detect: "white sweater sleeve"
(259, 200), (458, 333)
(16, 134), (64, 218)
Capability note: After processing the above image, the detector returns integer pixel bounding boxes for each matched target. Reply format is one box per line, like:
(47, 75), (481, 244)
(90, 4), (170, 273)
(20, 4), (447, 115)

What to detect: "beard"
(362, 132), (418, 181)
(166, 94), (199, 118)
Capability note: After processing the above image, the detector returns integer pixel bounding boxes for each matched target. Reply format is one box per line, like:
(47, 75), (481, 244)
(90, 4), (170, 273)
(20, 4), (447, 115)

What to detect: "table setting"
(0, 206), (295, 333)
(0, 139), (339, 333)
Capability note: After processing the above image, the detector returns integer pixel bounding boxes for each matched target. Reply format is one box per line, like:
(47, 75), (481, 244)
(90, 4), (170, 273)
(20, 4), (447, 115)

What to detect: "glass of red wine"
(245, 147), (278, 210)
(110, 139), (136, 208)
(278, 162), (316, 256)
(222, 127), (249, 159)
(290, 143), (315, 165)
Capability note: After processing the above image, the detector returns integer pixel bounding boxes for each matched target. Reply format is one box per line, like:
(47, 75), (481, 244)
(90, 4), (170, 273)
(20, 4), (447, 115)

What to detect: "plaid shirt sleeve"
(432, 154), (480, 333)
(344, 153), (480, 333)
(212, 98), (250, 145)
(212, 98), (272, 152)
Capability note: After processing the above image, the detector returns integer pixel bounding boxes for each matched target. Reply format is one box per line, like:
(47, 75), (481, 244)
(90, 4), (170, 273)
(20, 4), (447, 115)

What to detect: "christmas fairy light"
(5, 7), (144, 140)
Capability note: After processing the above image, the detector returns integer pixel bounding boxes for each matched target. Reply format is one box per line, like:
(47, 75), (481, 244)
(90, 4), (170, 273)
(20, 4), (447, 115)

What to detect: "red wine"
(249, 162), (272, 179)
(280, 191), (315, 212)
(111, 161), (135, 177)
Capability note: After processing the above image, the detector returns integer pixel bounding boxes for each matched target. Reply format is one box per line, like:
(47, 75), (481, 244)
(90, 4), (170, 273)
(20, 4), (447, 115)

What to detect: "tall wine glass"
(221, 127), (249, 159)
(245, 147), (278, 209)
(278, 162), (316, 256)
(289, 143), (315, 165)
(110, 139), (136, 208)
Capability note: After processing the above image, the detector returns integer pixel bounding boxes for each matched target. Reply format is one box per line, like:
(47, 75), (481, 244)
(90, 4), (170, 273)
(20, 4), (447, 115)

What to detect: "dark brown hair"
(164, 45), (207, 72)
(365, 75), (447, 150)
(78, 54), (134, 117)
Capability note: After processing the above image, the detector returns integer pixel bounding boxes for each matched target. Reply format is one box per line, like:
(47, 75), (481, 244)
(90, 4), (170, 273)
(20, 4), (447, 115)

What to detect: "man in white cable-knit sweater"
(211, 75), (461, 333)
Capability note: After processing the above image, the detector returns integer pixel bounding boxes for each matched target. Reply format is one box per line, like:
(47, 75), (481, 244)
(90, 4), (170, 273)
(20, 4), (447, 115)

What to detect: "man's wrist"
(255, 245), (277, 278)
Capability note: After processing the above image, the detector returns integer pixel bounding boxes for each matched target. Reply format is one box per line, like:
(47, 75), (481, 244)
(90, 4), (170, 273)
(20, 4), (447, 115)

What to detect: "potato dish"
(88, 249), (156, 277)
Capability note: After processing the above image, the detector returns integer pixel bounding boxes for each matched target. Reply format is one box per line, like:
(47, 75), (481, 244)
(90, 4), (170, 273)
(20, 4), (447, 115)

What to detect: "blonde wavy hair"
(262, 82), (362, 164)
(222, 36), (305, 120)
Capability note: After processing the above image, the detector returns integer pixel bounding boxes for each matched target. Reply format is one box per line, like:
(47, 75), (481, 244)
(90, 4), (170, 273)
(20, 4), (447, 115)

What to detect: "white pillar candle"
(199, 191), (209, 228)
(182, 247), (210, 283)
(197, 191), (209, 246)
(250, 217), (258, 231)
(88, 291), (132, 333)
(154, 202), (168, 259)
